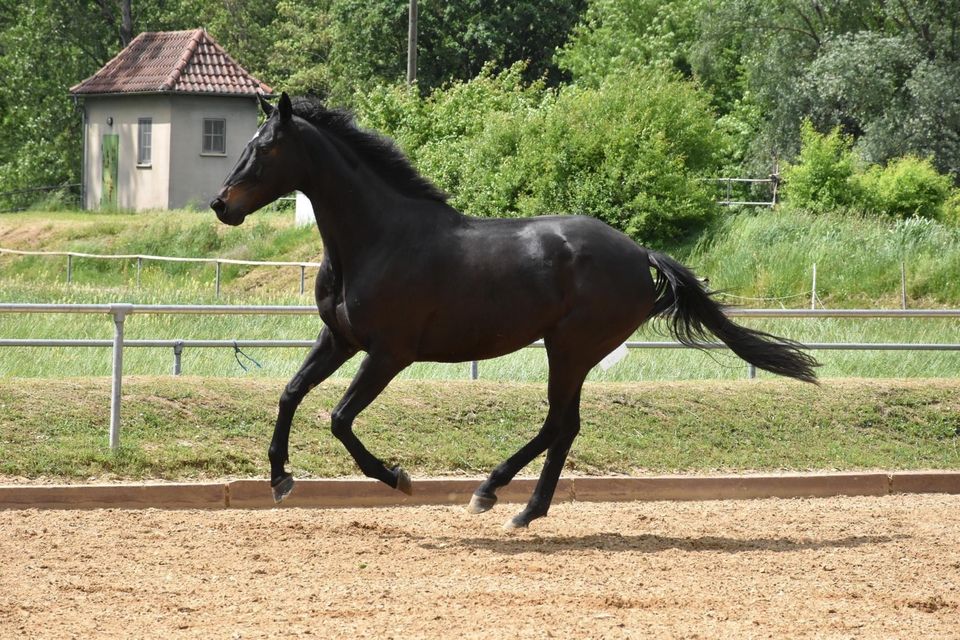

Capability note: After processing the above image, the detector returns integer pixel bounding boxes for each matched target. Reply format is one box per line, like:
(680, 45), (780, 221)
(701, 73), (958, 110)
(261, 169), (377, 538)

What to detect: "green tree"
(693, 0), (960, 179)
(264, 0), (587, 104)
(854, 156), (954, 220)
(556, 0), (704, 86)
(0, 1), (118, 205)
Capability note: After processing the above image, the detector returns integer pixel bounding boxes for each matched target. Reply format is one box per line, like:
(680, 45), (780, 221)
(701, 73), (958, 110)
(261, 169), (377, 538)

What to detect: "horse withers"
(211, 92), (818, 529)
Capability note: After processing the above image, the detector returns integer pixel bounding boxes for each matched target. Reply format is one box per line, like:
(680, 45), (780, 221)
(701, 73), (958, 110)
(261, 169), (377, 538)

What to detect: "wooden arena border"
(1, 472), (959, 510)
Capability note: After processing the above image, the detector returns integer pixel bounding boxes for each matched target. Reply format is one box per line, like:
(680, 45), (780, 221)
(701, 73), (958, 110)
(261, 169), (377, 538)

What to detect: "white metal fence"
(1, 303), (959, 449)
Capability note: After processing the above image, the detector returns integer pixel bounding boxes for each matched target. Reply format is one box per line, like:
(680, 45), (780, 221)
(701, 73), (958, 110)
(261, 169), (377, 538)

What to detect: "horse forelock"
(289, 96), (449, 204)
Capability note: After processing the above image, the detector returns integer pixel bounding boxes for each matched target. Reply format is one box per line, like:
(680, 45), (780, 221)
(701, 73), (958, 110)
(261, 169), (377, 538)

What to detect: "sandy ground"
(1, 495), (959, 639)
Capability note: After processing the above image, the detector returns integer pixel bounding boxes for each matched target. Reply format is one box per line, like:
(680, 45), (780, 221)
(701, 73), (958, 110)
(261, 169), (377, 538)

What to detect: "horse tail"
(647, 251), (819, 383)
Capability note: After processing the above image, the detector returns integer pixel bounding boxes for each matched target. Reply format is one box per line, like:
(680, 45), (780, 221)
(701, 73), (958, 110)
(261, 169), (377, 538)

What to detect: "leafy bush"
(360, 65), (723, 246)
(853, 155), (953, 220)
(943, 191), (960, 225)
(780, 121), (859, 212)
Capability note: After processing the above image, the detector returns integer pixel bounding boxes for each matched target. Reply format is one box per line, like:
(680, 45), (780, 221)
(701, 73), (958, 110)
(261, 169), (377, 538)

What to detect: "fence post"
(67, 254), (73, 283)
(215, 261), (221, 298)
(747, 363), (756, 379)
(300, 265), (306, 296)
(136, 257), (142, 288)
(811, 263), (817, 310)
(901, 261), (907, 310)
(109, 304), (132, 450)
(470, 360), (479, 380)
(173, 340), (184, 375)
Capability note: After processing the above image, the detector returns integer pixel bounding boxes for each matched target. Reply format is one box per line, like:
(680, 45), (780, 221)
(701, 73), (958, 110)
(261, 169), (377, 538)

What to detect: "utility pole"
(407, 0), (418, 85)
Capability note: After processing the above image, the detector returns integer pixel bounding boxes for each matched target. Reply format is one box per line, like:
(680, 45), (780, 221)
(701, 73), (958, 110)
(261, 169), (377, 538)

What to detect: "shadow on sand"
(419, 532), (906, 556)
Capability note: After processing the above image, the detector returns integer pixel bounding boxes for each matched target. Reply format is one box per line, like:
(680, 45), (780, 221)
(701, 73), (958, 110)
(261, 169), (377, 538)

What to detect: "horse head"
(210, 92), (303, 226)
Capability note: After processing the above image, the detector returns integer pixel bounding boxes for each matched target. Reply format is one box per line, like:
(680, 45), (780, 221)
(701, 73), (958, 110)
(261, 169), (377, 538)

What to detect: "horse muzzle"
(210, 195), (245, 226)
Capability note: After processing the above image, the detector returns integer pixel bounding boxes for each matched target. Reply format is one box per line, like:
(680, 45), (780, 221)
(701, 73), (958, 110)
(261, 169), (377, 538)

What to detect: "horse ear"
(278, 92), (292, 122)
(258, 93), (274, 116)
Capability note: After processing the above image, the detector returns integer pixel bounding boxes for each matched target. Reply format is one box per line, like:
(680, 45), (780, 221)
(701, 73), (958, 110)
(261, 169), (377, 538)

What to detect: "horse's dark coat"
(211, 92), (817, 528)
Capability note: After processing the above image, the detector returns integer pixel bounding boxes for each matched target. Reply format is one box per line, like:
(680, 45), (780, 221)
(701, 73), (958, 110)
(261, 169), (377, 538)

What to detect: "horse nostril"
(210, 197), (225, 215)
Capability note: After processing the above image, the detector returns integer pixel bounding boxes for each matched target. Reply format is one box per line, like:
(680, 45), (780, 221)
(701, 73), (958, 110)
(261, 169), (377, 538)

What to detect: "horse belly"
(414, 282), (564, 362)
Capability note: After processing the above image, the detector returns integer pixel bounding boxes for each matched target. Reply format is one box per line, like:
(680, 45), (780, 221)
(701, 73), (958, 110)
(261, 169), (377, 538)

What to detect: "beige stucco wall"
(168, 95), (258, 210)
(83, 95), (172, 211)
(81, 94), (258, 211)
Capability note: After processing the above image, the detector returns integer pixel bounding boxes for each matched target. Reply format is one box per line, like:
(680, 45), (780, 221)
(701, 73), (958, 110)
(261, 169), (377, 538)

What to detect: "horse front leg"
(271, 327), (355, 502)
(330, 351), (412, 493)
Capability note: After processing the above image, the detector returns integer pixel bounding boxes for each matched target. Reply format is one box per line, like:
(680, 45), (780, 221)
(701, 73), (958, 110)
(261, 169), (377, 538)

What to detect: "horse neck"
(297, 124), (457, 263)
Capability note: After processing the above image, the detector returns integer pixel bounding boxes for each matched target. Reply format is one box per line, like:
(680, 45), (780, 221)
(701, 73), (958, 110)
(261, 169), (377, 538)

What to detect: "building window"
(202, 118), (226, 155)
(137, 118), (152, 166)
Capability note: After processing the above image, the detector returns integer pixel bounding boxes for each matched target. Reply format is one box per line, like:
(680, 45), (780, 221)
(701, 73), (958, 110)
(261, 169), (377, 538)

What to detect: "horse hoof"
(467, 493), (497, 514)
(503, 515), (528, 531)
(394, 467), (413, 496)
(271, 474), (295, 503)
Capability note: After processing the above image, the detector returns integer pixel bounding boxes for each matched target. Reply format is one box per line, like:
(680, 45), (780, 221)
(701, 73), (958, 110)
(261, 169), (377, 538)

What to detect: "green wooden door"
(101, 134), (119, 209)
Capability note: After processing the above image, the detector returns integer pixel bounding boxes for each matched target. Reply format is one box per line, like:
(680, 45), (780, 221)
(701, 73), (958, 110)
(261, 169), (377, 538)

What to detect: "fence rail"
(1, 303), (958, 449)
(701, 177), (778, 207)
(0, 248), (323, 296)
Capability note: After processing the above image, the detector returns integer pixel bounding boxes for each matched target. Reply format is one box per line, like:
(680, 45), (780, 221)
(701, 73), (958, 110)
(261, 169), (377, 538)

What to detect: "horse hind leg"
(466, 408), (564, 514)
(505, 388), (582, 530)
(468, 357), (588, 521)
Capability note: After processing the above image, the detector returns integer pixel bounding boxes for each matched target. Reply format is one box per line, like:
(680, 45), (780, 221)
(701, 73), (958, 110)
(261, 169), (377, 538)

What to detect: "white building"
(70, 29), (272, 211)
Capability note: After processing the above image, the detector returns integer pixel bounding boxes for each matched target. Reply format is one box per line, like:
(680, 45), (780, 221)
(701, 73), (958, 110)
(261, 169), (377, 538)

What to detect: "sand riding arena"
(1, 492), (959, 638)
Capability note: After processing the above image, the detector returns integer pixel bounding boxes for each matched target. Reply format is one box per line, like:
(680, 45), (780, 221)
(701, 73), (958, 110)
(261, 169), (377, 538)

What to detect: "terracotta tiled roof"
(70, 28), (272, 96)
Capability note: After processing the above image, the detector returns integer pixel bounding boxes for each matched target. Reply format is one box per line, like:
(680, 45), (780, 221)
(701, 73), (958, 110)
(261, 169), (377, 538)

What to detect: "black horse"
(211, 92), (817, 529)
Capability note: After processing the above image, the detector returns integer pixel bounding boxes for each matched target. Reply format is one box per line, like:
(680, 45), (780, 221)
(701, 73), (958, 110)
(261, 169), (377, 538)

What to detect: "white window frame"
(137, 117), (152, 167)
(202, 118), (227, 156)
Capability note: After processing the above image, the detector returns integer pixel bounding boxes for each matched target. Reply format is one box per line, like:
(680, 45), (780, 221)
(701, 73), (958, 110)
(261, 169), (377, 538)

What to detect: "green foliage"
(853, 156), (954, 220)
(943, 191), (960, 225)
(556, 0), (704, 85)
(0, 1), (114, 204)
(265, 0), (586, 103)
(782, 123), (958, 220)
(360, 65), (722, 245)
(780, 122), (858, 212)
(694, 0), (960, 179)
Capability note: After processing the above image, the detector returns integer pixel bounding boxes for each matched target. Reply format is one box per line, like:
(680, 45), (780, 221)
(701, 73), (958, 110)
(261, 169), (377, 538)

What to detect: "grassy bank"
(1, 212), (959, 381)
(2, 208), (960, 307)
(688, 209), (960, 307)
(1, 377), (958, 482)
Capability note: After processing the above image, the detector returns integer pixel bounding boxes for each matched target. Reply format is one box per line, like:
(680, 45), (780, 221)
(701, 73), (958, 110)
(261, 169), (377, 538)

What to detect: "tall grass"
(685, 209), (960, 307)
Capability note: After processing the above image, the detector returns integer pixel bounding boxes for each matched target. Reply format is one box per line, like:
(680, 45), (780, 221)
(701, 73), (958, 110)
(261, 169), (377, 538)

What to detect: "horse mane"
(290, 96), (449, 204)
